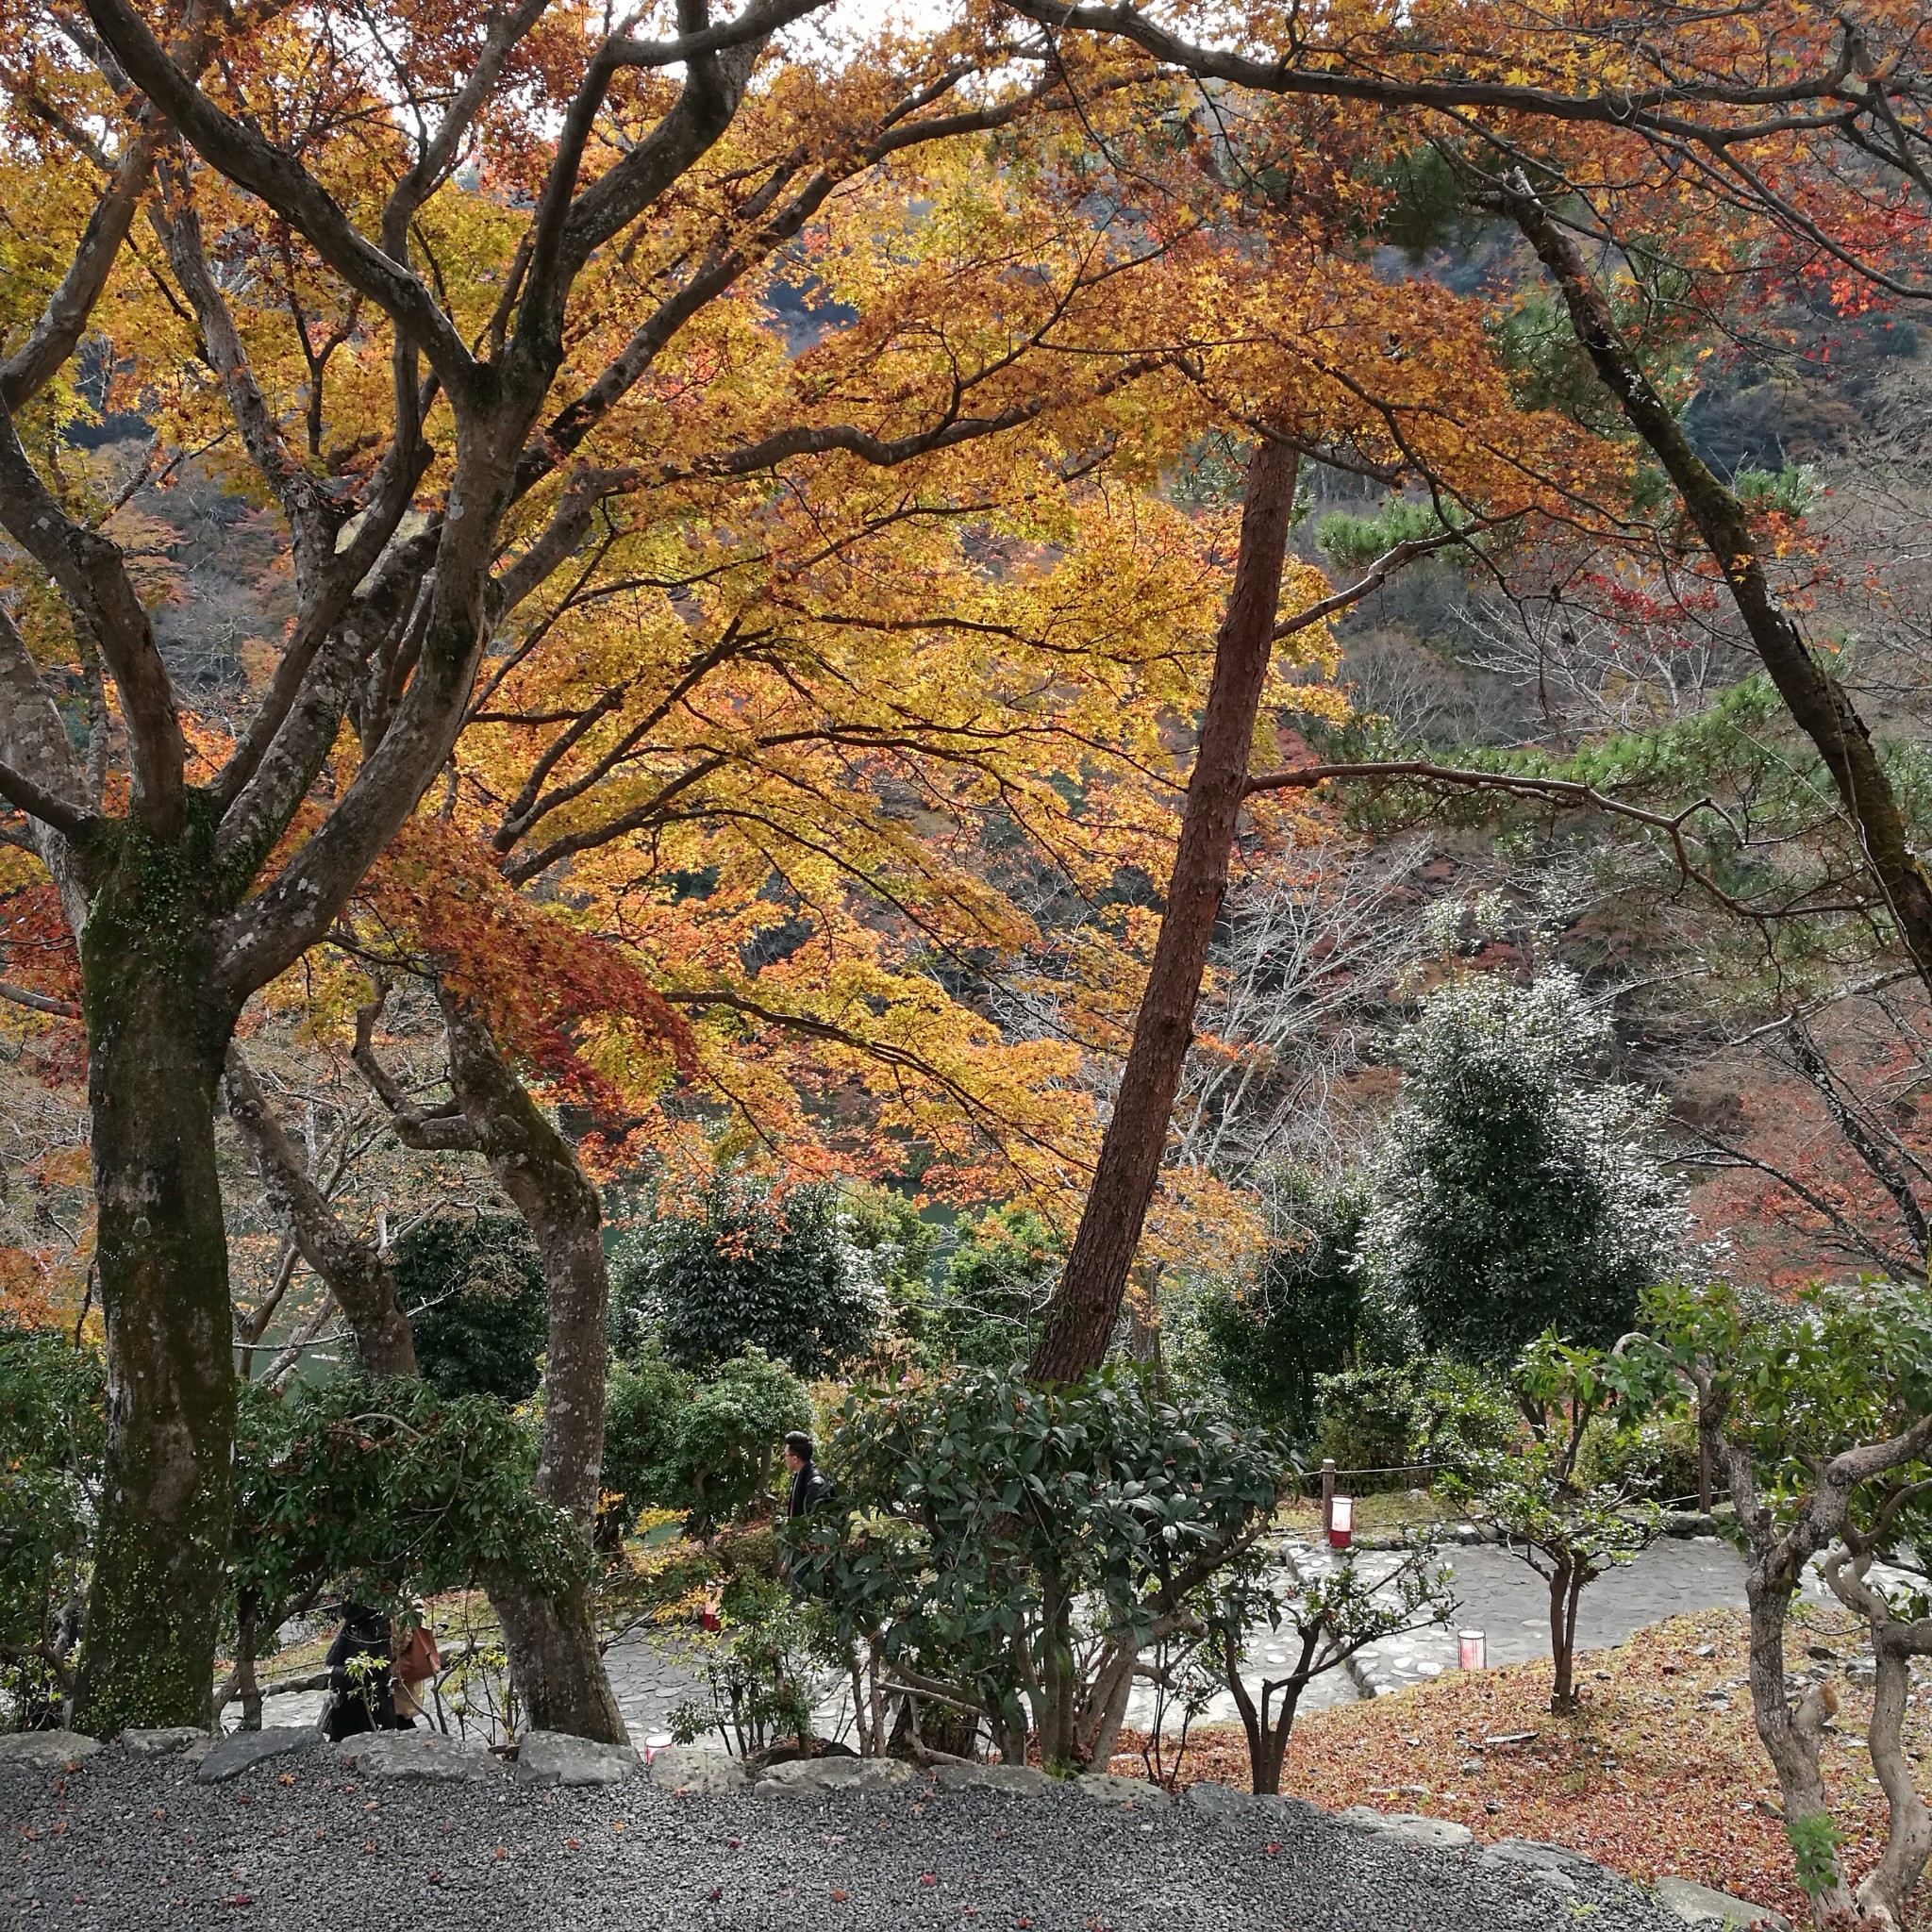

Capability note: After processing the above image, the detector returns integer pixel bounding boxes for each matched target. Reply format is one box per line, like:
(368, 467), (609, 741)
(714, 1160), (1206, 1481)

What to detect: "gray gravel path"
(1, 1744), (1693, 1932)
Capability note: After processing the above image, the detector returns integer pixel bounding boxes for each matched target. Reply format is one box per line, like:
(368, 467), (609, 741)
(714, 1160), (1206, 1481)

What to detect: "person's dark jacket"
(788, 1462), (833, 1521)
(325, 1604), (398, 1740)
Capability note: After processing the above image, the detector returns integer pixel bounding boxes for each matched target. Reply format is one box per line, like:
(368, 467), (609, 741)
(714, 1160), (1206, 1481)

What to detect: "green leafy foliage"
(0, 1326), (102, 1721)
(791, 1364), (1288, 1765)
(601, 1344), (814, 1541)
(1191, 1173), (1370, 1441)
(229, 1374), (583, 1619)
(1309, 1357), (1517, 1487)
(1312, 1366), (1419, 1480)
(1366, 969), (1682, 1363)
(617, 1175), (882, 1375)
(838, 1187), (944, 1357)
(392, 1211), (548, 1404)
(669, 1574), (834, 1757)
(657, 1348), (812, 1539)
(599, 1345), (692, 1545)
(1441, 1331), (1665, 1712)
(928, 1206), (1061, 1368)
(1641, 1278), (1932, 1549)
(1316, 497), (1464, 572)
(1732, 461), (1821, 518)
(1786, 1812), (1848, 1901)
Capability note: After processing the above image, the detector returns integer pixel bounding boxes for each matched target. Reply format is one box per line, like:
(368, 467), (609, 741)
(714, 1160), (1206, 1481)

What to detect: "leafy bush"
(0, 1326), (103, 1724)
(617, 1175), (882, 1375)
(392, 1211), (548, 1403)
(658, 1349), (812, 1538)
(1365, 969), (1682, 1363)
(841, 1187), (943, 1355)
(1574, 1404), (1702, 1506)
(928, 1206), (1061, 1368)
(600, 1346), (693, 1544)
(791, 1364), (1288, 1767)
(229, 1374), (583, 1618)
(1192, 1174), (1369, 1439)
(1311, 1366), (1419, 1484)
(1311, 1358), (1518, 1490)
(600, 1344), (814, 1541)
(669, 1574), (834, 1759)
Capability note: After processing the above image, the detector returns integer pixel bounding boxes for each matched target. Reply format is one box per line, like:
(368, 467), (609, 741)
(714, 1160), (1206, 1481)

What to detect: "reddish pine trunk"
(1027, 441), (1299, 1385)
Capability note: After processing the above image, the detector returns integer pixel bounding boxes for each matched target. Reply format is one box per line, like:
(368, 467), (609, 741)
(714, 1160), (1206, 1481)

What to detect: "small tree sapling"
(1216, 1538), (1456, 1794)
(1444, 1331), (1665, 1714)
(1645, 1280), (1932, 1932)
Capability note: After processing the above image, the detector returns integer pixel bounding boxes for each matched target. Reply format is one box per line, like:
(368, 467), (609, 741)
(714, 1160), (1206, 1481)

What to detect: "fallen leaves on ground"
(1110, 1605), (1929, 1927)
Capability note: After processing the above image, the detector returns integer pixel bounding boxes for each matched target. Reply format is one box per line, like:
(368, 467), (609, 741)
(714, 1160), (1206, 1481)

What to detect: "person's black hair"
(783, 1430), (814, 1463)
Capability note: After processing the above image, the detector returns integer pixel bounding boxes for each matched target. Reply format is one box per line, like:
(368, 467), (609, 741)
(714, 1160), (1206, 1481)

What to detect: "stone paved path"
(241, 1535), (1784, 1746)
(1318, 1535), (1750, 1697)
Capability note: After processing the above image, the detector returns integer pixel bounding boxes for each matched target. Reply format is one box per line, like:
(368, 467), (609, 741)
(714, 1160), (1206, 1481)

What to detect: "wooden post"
(1698, 1427), (1712, 1516)
(1322, 1458), (1337, 1538)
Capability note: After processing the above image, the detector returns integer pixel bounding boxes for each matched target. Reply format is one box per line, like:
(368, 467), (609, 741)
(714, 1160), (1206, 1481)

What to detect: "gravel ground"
(1, 1745), (1693, 1932)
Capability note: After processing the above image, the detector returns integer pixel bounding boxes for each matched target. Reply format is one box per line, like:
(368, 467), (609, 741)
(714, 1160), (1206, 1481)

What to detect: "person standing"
(784, 1431), (831, 1520)
(324, 1602), (398, 1740)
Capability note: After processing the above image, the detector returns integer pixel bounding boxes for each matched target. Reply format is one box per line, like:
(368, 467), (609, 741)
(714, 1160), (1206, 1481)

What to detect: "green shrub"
(1311, 1358), (1517, 1490)
(1365, 969), (1682, 1363)
(1192, 1174), (1368, 1440)
(600, 1346), (693, 1544)
(670, 1574), (832, 1758)
(792, 1364), (1288, 1766)
(841, 1187), (943, 1354)
(929, 1206), (1061, 1368)
(1574, 1403), (1702, 1506)
(659, 1348), (812, 1537)
(617, 1176), (881, 1375)
(392, 1211), (548, 1403)
(1312, 1366), (1419, 1486)
(230, 1373), (583, 1618)
(0, 1326), (103, 1724)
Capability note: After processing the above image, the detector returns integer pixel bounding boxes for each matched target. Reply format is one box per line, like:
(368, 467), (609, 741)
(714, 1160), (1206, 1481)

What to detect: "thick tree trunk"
(491, 1581), (620, 1743)
(1028, 440), (1300, 1384)
(439, 987), (626, 1744)
(72, 832), (241, 1733)
(1744, 1560), (1862, 1927)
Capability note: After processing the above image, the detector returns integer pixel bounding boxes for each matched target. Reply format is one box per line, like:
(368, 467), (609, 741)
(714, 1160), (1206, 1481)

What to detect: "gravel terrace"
(0, 1740), (1702, 1932)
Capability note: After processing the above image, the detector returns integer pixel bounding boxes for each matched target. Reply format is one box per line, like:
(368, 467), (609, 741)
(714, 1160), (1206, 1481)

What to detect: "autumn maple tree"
(0, 0), (1595, 1740)
(4, 0), (1217, 1730)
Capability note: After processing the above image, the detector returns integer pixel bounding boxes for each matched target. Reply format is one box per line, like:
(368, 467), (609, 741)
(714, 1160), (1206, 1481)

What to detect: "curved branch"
(0, 126), (158, 410)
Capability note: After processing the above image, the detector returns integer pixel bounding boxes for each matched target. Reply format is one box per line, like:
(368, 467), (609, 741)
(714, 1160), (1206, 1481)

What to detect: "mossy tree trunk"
(72, 824), (243, 1734)
(438, 988), (627, 1745)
